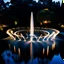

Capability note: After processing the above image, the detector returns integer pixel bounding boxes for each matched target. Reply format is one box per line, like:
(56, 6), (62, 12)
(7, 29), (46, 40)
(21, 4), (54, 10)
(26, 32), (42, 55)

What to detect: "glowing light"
(47, 32), (55, 41)
(0, 24), (7, 28)
(30, 12), (34, 42)
(14, 21), (18, 25)
(13, 30), (26, 41)
(3, 0), (11, 3)
(43, 48), (45, 55)
(61, 25), (64, 28)
(42, 30), (50, 41)
(3, 25), (7, 27)
(51, 28), (60, 40)
(44, 8), (49, 10)
(63, 0), (64, 3)
(33, 0), (39, 2)
(46, 28), (60, 41)
(52, 42), (56, 50)
(6, 28), (60, 42)
(63, 59), (64, 60)
(40, 22), (42, 25)
(30, 12), (34, 61)
(18, 48), (21, 56)
(0, 27), (3, 31)
(6, 29), (16, 40)
(43, 20), (48, 24)
(47, 46), (49, 56)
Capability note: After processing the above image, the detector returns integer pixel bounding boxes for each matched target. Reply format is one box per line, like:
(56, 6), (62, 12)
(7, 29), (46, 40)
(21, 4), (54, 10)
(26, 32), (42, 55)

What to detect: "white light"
(9, 3), (12, 6)
(30, 12), (34, 42)
(33, 0), (39, 3)
(3, 0), (11, 3)
(63, 59), (64, 61)
(36, 0), (39, 2)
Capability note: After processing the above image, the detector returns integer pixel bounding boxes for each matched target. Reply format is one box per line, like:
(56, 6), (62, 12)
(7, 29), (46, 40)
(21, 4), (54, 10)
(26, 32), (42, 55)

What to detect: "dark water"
(0, 35), (64, 64)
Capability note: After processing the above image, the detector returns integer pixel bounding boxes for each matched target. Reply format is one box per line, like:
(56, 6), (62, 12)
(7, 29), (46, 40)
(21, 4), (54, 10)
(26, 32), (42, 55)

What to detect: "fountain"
(6, 12), (60, 61)
(30, 12), (34, 61)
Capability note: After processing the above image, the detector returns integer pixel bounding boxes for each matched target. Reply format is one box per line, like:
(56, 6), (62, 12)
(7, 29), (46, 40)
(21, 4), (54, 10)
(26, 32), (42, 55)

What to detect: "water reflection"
(49, 54), (64, 64)
(0, 39), (64, 64)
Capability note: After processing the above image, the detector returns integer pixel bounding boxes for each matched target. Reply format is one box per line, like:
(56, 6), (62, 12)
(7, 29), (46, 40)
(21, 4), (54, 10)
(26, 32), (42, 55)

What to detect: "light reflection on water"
(49, 54), (64, 64)
(0, 32), (64, 64)
(1, 50), (64, 64)
(0, 38), (64, 64)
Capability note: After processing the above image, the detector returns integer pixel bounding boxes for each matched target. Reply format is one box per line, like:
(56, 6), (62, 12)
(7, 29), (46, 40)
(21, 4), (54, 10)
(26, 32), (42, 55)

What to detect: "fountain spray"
(30, 12), (34, 61)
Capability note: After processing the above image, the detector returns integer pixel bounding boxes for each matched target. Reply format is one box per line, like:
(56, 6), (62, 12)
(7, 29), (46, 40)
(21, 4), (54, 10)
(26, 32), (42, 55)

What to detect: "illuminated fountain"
(6, 12), (60, 61)
(6, 28), (60, 43)
(30, 12), (34, 60)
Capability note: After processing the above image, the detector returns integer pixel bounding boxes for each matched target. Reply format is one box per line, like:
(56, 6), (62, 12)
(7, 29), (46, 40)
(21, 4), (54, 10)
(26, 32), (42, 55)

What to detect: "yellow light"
(43, 20), (48, 24)
(40, 22), (42, 25)
(52, 43), (56, 50)
(43, 48), (45, 55)
(0, 28), (3, 31)
(61, 25), (64, 28)
(0, 24), (7, 27)
(44, 8), (49, 10)
(14, 21), (17, 25)
(18, 48), (21, 56)
(2, 25), (7, 27)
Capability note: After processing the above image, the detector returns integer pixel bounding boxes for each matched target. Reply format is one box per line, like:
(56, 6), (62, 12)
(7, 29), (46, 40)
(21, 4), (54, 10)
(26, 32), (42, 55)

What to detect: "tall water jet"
(30, 12), (34, 61)
(30, 12), (34, 42)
